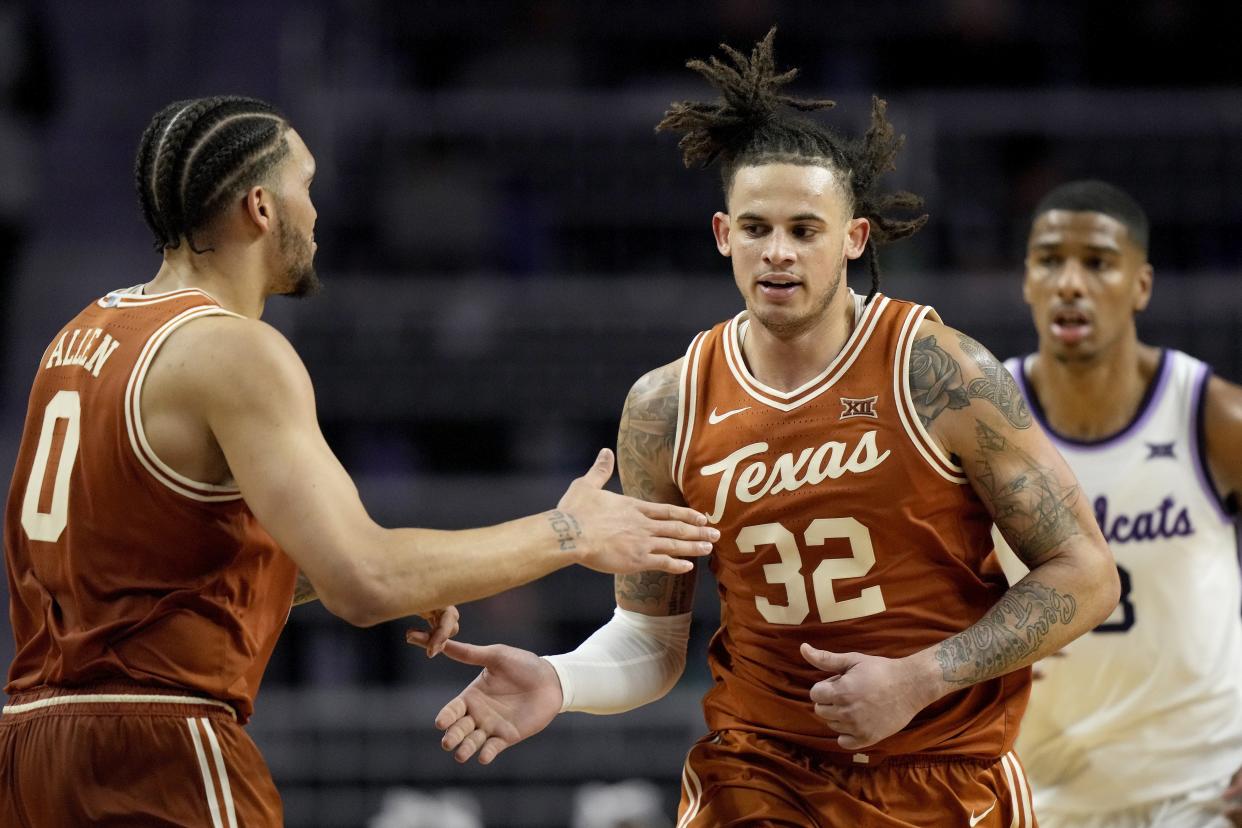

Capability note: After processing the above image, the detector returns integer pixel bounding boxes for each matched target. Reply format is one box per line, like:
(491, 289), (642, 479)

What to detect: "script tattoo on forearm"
(547, 510), (583, 552)
(957, 334), (1032, 428)
(935, 579), (1077, 685)
(973, 420), (1081, 564)
(909, 333), (1032, 429)
(614, 363), (696, 614)
(292, 571), (318, 606)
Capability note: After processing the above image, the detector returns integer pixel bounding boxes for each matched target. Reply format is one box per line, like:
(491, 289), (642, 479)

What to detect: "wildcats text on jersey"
(44, 327), (121, 378)
(1093, 494), (1193, 544)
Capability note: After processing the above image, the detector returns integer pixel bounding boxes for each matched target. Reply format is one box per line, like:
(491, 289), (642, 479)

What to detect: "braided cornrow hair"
(657, 27), (927, 301)
(135, 96), (291, 253)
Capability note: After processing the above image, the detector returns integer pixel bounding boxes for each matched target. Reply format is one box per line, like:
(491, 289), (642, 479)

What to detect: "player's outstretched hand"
(407, 606), (461, 658)
(408, 631), (563, 765)
(557, 449), (717, 575)
(801, 643), (931, 751)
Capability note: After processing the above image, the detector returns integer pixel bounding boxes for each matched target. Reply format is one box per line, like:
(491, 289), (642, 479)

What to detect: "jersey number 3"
(737, 518), (886, 625)
(21, 390), (81, 543)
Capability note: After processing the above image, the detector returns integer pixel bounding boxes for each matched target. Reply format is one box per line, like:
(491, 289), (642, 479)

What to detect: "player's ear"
(844, 217), (870, 261)
(1133, 262), (1153, 313)
(242, 186), (273, 234)
(712, 212), (732, 257)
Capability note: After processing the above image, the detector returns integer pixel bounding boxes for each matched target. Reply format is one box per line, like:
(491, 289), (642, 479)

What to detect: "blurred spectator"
(572, 779), (673, 828)
(368, 787), (483, 828)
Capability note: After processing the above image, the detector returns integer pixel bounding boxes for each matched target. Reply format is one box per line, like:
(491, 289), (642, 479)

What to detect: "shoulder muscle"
(617, 358), (684, 504)
(908, 318), (1032, 438)
(168, 316), (317, 427)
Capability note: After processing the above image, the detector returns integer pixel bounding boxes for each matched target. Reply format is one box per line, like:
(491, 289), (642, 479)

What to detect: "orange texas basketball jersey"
(671, 292), (1030, 762)
(4, 286), (297, 721)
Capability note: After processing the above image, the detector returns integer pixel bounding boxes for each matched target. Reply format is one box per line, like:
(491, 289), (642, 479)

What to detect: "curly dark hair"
(657, 28), (926, 300)
(135, 96), (291, 253)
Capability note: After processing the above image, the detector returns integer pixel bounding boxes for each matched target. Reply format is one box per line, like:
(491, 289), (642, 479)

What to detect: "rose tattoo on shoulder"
(909, 335), (969, 427)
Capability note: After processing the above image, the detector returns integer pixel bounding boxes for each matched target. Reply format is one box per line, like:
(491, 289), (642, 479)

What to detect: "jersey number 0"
(737, 518), (887, 625)
(21, 390), (81, 543)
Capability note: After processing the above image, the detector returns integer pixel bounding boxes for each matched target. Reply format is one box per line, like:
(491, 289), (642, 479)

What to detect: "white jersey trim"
(201, 717), (239, 828)
(187, 717), (226, 828)
(672, 332), (708, 490)
(125, 304), (246, 502)
(999, 752), (1021, 828)
(892, 305), (968, 483)
(721, 295), (890, 412)
(2, 691), (237, 719)
(98, 285), (221, 308)
(675, 741), (708, 828)
(1008, 752), (1034, 827)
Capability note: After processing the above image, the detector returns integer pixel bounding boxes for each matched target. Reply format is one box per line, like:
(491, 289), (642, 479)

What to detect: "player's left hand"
(801, 643), (931, 750)
(1224, 764), (1242, 827)
(406, 635), (564, 765)
(406, 606), (461, 657)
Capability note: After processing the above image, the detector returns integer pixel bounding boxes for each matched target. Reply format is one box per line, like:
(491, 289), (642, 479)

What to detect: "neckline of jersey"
(1019, 348), (1171, 449)
(132, 284), (221, 303)
(724, 291), (886, 411)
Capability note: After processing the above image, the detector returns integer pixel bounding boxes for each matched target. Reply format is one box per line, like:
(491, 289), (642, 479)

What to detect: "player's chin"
(750, 305), (809, 335)
(281, 267), (322, 299)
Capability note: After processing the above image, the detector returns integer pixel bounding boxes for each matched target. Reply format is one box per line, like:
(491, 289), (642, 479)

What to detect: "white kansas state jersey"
(1001, 349), (1242, 816)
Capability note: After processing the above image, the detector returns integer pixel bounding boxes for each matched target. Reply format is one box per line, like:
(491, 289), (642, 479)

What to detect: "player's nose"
(762, 228), (796, 266)
(1053, 260), (1087, 300)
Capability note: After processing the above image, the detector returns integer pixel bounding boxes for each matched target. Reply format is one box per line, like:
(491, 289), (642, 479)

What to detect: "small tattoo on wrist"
(548, 510), (583, 551)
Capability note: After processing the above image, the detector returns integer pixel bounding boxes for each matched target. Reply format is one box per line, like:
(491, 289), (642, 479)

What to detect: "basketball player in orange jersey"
(0, 96), (717, 826)
(412, 32), (1119, 827)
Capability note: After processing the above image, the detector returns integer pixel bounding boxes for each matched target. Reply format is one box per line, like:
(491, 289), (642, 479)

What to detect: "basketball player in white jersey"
(999, 180), (1242, 827)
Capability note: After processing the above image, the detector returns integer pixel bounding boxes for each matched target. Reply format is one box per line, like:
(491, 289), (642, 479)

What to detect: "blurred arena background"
(1, 1), (1241, 825)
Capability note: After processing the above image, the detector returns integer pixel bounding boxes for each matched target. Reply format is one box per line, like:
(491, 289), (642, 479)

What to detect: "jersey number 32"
(737, 518), (886, 624)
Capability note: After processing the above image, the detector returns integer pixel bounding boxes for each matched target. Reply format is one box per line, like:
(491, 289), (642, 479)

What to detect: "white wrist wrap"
(543, 607), (691, 714)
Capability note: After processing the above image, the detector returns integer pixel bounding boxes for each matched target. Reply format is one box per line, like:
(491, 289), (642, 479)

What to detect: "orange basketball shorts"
(0, 687), (282, 827)
(677, 730), (1037, 828)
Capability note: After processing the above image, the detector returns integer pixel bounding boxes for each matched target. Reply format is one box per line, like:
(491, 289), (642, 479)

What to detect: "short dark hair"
(135, 96), (291, 252)
(656, 27), (926, 301)
(1033, 180), (1149, 252)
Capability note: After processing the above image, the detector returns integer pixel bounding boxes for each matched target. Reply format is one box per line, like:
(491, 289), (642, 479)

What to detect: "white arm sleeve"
(542, 607), (691, 714)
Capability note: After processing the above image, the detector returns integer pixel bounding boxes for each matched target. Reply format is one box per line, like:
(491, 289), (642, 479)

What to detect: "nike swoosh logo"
(968, 801), (996, 827)
(708, 406), (750, 425)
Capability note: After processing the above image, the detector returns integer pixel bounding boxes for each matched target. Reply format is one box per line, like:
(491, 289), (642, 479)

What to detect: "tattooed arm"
(805, 321), (1116, 750)
(614, 359), (700, 617)
(911, 319), (1117, 688)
